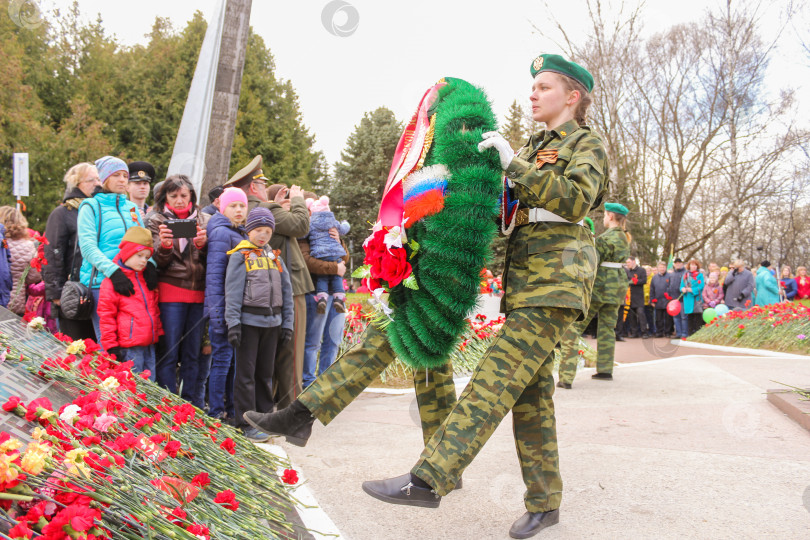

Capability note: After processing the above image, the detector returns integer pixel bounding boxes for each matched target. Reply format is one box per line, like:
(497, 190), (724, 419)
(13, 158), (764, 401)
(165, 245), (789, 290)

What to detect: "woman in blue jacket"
(779, 265), (797, 301)
(680, 259), (705, 336)
(754, 261), (780, 306)
(77, 156), (155, 343)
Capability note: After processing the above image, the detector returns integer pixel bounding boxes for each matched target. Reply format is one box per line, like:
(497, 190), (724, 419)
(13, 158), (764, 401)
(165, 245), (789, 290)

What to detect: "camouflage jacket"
(500, 119), (609, 314)
(591, 226), (630, 305)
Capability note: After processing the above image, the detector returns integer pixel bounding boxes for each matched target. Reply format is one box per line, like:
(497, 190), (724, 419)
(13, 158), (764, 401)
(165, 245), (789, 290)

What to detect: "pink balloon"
(666, 299), (682, 316)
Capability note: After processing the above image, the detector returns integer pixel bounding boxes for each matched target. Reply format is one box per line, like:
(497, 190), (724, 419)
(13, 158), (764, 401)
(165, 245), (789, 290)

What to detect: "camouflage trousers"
(412, 306), (578, 513)
(297, 324), (457, 445)
(558, 300), (620, 383)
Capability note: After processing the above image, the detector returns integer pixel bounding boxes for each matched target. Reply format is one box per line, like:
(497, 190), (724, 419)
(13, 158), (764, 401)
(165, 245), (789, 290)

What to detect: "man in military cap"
(558, 203), (631, 387)
(362, 53), (608, 539)
(228, 155), (313, 407)
(127, 161), (155, 222)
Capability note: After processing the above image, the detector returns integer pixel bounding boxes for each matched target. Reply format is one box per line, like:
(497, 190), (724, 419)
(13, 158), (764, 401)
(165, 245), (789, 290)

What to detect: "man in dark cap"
(227, 155), (313, 408)
(202, 185), (224, 216)
(667, 257), (687, 338)
(128, 161), (155, 222)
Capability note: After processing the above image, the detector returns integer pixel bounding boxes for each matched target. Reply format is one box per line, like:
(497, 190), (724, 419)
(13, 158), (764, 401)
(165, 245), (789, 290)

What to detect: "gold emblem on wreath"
(533, 56), (544, 71)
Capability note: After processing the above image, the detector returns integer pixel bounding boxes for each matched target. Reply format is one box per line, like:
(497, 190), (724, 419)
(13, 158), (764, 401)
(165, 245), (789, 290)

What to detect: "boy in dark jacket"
(97, 226), (163, 379)
(225, 208), (293, 442)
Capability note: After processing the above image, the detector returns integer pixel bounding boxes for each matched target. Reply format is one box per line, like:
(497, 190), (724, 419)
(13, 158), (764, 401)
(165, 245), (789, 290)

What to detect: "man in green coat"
(226, 156), (313, 407)
(557, 203), (631, 387)
(362, 53), (609, 539)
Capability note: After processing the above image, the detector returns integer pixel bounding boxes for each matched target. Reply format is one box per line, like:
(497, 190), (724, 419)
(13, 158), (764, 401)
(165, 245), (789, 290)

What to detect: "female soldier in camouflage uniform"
(557, 203), (631, 388)
(363, 54), (609, 539)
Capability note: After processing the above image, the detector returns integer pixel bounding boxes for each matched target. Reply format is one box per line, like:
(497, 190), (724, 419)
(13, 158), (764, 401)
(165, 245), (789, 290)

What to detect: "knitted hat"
(246, 207), (275, 232)
(219, 187), (248, 210)
(118, 226), (154, 262)
(95, 156), (128, 185)
(306, 196), (330, 213)
(208, 185), (224, 203)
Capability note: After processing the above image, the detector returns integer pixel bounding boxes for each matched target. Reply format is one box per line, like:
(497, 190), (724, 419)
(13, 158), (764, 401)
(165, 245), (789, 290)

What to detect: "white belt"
(525, 207), (585, 226)
(600, 262), (623, 268)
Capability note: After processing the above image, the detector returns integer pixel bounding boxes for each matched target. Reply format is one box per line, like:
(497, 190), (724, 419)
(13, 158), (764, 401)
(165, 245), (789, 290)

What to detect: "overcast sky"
(41, 0), (810, 168)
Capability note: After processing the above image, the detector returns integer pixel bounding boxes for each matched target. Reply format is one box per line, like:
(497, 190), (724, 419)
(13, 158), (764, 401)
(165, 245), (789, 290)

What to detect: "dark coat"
(723, 267), (754, 310)
(667, 267), (686, 302)
(42, 187), (89, 301)
(649, 271), (671, 309)
(625, 265), (647, 308)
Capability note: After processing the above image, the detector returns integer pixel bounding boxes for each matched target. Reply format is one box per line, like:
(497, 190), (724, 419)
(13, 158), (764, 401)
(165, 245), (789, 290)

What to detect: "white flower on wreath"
(27, 317), (46, 330)
(368, 288), (393, 317)
(384, 226), (404, 250)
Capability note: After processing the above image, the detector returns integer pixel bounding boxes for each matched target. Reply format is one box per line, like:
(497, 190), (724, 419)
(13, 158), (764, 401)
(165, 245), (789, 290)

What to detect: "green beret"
(604, 202), (629, 216)
(583, 216), (595, 233)
(530, 54), (594, 93)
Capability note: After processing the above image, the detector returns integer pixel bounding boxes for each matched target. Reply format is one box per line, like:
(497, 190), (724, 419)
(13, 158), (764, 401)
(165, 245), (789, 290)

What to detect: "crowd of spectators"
(0, 156), (350, 442)
(612, 256), (810, 340)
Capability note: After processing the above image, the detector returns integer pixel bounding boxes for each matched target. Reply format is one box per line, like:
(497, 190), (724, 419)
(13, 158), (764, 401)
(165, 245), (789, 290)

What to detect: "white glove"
(477, 131), (514, 170)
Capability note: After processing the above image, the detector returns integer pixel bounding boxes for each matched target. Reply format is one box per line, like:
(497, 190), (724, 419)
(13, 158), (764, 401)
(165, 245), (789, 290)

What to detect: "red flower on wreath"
(378, 248), (412, 288)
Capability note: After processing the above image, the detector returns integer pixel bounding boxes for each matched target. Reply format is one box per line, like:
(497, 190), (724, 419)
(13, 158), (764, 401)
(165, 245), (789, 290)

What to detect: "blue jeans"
(156, 302), (204, 402)
(302, 293), (347, 387)
(194, 347), (212, 411)
(124, 345), (156, 380)
(673, 306), (689, 338)
(314, 273), (345, 297)
(208, 330), (234, 418)
(91, 288), (102, 347)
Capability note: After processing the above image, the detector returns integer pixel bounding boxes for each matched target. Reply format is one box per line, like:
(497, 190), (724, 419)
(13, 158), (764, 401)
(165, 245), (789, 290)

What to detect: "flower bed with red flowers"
(689, 302), (810, 355)
(0, 322), (303, 538)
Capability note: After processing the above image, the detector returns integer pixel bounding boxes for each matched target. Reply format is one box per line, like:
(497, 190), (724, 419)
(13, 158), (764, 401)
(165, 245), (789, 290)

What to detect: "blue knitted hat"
(95, 156), (128, 184)
(246, 207), (275, 232)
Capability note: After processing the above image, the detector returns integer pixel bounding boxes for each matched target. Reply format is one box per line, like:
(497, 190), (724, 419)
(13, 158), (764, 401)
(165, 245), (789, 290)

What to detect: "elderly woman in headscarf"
(77, 156), (156, 345)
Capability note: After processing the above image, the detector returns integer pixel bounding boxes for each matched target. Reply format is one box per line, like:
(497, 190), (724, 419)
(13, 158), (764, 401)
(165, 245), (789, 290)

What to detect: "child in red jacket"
(98, 226), (163, 380)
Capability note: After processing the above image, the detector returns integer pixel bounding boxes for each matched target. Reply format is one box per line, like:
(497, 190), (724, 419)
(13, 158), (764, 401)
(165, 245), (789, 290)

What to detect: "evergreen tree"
(501, 100), (527, 151)
(329, 107), (402, 271)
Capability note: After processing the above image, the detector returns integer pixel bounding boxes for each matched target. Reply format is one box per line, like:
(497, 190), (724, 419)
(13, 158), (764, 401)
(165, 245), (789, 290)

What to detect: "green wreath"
(383, 78), (503, 369)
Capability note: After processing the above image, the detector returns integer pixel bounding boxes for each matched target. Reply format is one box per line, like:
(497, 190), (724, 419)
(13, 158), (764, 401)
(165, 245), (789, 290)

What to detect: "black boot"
(591, 372), (613, 380)
(556, 380), (572, 389)
(362, 473), (441, 508)
(243, 400), (315, 447)
(509, 509), (560, 539)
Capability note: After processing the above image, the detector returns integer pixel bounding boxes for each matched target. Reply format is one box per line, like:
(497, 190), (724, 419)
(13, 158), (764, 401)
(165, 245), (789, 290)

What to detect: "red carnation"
(164, 440), (182, 458)
(219, 438), (236, 455)
(190, 472), (210, 488)
(8, 520), (33, 538)
(186, 523), (210, 539)
(213, 489), (239, 511)
(281, 468), (299, 485)
(2, 396), (22, 412)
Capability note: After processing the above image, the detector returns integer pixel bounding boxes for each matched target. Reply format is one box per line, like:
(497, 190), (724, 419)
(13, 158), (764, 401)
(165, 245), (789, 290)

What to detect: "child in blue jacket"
(205, 187), (248, 420)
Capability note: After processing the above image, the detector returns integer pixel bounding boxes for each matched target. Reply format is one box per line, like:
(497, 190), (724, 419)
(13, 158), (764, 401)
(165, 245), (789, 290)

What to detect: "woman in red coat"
(796, 266), (810, 300)
(98, 226), (163, 379)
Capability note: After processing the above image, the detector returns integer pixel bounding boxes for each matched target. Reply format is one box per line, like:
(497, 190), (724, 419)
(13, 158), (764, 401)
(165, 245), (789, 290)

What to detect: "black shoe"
(316, 297), (327, 314)
(591, 372), (613, 380)
(615, 335), (626, 342)
(641, 333), (652, 339)
(362, 473), (441, 508)
(243, 400), (315, 447)
(556, 380), (572, 389)
(509, 509), (560, 539)
(333, 297), (346, 313)
(454, 478), (462, 490)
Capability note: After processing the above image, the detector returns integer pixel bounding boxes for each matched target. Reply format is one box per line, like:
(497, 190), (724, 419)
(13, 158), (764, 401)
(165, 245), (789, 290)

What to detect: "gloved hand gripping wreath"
(352, 77), (503, 369)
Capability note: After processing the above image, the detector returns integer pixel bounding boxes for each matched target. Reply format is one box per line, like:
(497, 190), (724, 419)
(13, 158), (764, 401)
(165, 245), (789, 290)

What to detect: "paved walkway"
(283, 340), (810, 539)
